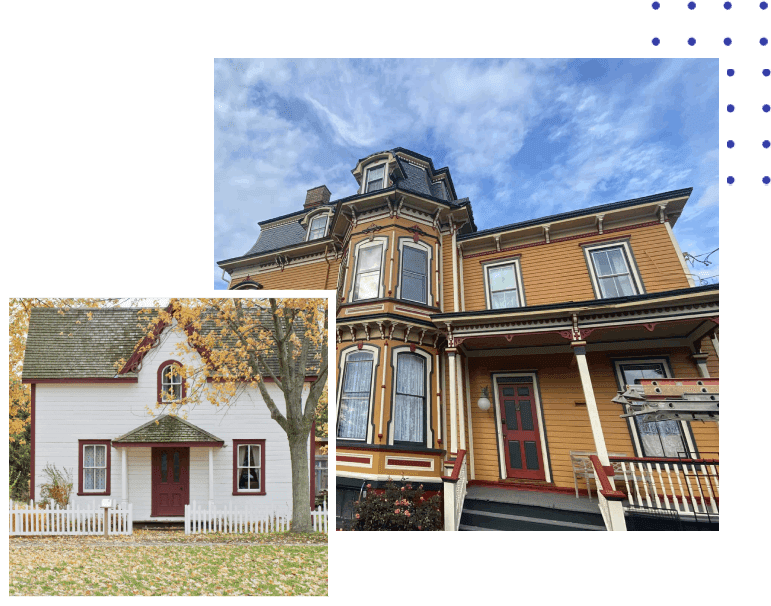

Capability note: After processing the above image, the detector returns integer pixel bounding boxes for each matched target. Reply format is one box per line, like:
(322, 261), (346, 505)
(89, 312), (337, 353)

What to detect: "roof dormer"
(351, 151), (404, 195)
(300, 205), (334, 242)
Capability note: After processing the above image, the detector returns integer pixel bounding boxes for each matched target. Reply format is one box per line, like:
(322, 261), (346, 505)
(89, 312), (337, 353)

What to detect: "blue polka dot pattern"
(764, 176), (771, 185)
(763, 140), (771, 149)
(689, 38), (696, 46)
(724, 1), (731, 8)
(762, 2), (768, 9)
(727, 69), (735, 76)
(727, 104), (735, 112)
(652, 38), (660, 46)
(727, 140), (735, 148)
(652, 1), (660, 8)
(688, 2), (696, 9)
(727, 176), (735, 184)
(724, 38), (732, 46)
(764, 105), (771, 113)
(762, 38), (769, 47)
(764, 69), (771, 77)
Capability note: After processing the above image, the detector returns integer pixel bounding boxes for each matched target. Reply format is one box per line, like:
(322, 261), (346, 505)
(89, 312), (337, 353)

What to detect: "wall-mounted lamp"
(477, 386), (491, 411)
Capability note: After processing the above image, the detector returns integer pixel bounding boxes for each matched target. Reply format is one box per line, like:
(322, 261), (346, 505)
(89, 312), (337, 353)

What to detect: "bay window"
(337, 349), (376, 441)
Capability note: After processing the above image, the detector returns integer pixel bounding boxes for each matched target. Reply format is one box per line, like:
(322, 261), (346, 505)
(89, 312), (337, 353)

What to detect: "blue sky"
(214, 58), (719, 290)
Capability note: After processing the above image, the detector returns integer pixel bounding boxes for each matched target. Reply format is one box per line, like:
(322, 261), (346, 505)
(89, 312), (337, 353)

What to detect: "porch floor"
(465, 485), (603, 515)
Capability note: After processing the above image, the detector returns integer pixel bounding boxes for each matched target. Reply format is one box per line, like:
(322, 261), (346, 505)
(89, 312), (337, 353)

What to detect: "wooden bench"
(569, 451), (632, 500)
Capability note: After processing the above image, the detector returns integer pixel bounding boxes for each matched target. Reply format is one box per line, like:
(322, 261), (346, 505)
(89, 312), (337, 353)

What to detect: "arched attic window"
(157, 360), (186, 403)
(305, 209), (333, 241)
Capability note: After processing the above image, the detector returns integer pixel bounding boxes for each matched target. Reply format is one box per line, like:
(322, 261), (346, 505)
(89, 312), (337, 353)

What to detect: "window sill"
(77, 491), (110, 496)
(336, 441), (445, 456)
(232, 490), (266, 496)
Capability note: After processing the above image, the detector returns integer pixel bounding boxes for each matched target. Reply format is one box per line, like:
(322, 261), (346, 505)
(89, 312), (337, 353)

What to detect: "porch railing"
(610, 455), (719, 521)
(442, 450), (467, 531)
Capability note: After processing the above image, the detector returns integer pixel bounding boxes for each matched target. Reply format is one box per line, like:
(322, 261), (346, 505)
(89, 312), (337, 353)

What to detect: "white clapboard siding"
(33, 327), (307, 521)
(184, 500), (328, 535)
(9, 500), (132, 536)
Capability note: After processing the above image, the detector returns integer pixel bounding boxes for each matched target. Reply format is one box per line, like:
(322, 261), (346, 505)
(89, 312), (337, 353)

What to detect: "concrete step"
(460, 497), (606, 531)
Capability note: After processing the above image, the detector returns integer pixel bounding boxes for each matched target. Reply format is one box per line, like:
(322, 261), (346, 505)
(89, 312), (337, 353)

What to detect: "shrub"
(352, 480), (442, 531)
(39, 464), (74, 508)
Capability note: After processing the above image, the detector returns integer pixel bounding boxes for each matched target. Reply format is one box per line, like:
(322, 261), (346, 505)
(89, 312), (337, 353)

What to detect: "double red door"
(151, 447), (189, 516)
(498, 382), (545, 480)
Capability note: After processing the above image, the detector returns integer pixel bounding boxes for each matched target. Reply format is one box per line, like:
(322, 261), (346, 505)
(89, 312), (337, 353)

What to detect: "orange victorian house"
(218, 148), (719, 531)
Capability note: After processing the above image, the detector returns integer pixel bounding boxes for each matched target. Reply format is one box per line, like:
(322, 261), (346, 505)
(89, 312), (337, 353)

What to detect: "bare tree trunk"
(288, 432), (312, 533)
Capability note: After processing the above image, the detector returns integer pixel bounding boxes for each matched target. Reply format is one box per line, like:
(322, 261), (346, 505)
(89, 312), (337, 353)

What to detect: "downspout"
(221, 269), (231, 289)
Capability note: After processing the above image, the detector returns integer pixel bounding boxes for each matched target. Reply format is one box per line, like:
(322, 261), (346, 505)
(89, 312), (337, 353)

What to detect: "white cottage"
(22, 307), (318, 521)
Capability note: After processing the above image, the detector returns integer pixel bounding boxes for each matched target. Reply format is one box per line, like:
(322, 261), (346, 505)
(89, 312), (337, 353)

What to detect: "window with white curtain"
(337, 350), (375, 440)
(585, 243), (641, 299)
(353, 243), (383, 301)
(83, 444), (107, 491)
(483, 258), (524, 310)
(400, 245), (428, 304)
(616, 361), (690, 458)
(393, 352), (426, 444)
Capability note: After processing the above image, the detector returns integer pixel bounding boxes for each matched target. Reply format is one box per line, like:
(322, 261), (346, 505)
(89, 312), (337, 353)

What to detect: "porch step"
(460, 498), (606, 531)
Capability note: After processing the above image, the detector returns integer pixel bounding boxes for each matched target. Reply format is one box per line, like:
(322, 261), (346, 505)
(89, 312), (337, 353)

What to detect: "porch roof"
(436, 285), (718, 352)
(113, 414), (224, 447)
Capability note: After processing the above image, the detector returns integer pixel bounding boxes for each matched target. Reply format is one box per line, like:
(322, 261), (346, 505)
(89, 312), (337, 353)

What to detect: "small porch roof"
(113, 414), (224, 447)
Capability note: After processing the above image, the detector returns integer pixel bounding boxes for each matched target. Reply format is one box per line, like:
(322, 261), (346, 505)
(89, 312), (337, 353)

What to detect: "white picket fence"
(9, 500), (133, 536)
(185, 498), (328, 534)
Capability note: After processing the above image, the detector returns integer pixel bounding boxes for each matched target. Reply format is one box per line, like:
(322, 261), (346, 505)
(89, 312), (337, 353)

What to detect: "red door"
(151, 447), (189, 516)
(498, 382), (545, 480)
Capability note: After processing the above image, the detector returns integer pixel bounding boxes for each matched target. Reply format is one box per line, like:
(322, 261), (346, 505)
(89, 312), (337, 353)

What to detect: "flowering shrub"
(351, 480), (442, 531)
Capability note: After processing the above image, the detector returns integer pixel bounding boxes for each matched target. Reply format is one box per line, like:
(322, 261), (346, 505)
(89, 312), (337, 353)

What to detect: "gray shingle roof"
(395, 161), (433, 197)
(114, 414), (223, 444)
(22, 308), (151, 379)
(23, 307), (321, 380)
(246, 221), (308, 255)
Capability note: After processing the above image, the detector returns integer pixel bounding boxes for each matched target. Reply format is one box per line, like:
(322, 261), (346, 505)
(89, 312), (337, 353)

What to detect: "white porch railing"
(442, 450), (468, 532)
(613, 456), (719, 518)
(185, 500), (329, 534)
(9, 500), (133, 536)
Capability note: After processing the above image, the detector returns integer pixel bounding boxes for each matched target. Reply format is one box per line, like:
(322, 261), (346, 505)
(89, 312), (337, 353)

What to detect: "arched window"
(396, 239), (433, 305)
(157, 360), (185, 403)
(307, 215), (328, 240)
(393, 352), (426, 444)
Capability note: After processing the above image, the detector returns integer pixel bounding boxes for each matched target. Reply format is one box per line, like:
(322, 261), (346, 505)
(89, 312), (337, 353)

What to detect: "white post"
(121, 447), (128, 509)
(447, 349), (458, 454)
(208, 448), (215, 510)
(456, 353), (466, 452)
(451, 227), (459, 312)
(572, 341), (626, 531)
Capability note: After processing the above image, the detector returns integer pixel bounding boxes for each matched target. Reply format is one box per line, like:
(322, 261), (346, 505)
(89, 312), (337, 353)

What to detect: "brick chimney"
(304, 185), (331, 209)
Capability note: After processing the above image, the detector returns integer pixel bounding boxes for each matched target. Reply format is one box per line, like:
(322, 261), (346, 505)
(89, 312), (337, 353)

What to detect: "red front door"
(151, 447), (189, 516)
(498, 382), (546, 480)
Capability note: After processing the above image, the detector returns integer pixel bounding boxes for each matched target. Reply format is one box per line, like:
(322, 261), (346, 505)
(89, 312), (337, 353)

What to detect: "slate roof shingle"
(114, 414), (224, 444)
(245, 221), (308, 255)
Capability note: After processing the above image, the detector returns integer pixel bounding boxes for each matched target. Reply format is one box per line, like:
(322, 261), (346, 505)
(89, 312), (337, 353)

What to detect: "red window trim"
(232, 439), (266, 496)
(77, 439), (112, 496)
(157, 360), (186, 404)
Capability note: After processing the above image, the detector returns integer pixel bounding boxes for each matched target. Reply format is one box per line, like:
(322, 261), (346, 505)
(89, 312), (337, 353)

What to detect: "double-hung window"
(585, 243), (641, 299)
(308, 215), (328, 240)
(337, 350), (375, 440)
(393, 352), (426, 444)
(400, 245), (428, 304)
(616, 361), (690, 458)
(353, 243), (383, 300)
(78, 439), (111, 495)
(484, 258), (525, 309)
(233, 439), (266, 495)
(159, 361), (183, 402)
(365, 164), (386, 192)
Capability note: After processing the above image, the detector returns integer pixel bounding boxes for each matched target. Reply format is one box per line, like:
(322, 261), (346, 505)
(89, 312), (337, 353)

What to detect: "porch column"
(121, 447), (128, 509)
(572, 341), (626, 531)
(571, 342), (610, 464)
(691, 353), (711, 378)
(710, 330), (719, 358)
(451, 227), (460, 312)
(447, 348), (458, 454)
(208, 448), (214, 509)
(456, 353), (466, 451)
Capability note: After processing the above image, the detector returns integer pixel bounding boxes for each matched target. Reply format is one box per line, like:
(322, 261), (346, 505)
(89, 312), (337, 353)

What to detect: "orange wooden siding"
(460, 223), (691, 311)
(230, 257), (339, 291)
(465, 346), (718, 489)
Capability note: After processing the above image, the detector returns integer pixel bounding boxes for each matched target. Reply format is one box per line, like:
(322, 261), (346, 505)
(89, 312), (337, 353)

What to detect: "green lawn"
(9, 531), (327, 596)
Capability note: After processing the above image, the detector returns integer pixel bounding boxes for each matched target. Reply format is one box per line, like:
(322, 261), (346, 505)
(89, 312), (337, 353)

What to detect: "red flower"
(355, 513), (360, 519)
(405, 511), (411, 517)
(394, 509), (400, 514)
(401, 487), (406, 491)
(366, 483), (371, 488)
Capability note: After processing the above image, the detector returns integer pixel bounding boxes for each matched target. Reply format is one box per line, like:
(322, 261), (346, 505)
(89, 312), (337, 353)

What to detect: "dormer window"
(365, 164), (386, 193)
(308, 215), (328, 241)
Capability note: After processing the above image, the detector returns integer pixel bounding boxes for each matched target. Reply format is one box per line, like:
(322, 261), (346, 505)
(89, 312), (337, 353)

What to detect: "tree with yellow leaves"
(126, 298), (328, 533)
